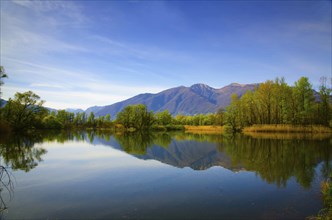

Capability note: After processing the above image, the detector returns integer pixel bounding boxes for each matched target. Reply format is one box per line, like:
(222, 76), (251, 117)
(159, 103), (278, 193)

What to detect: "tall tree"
(0, 66), (8, 106)
(293, 77), (315, 124)
(155, 110), (172, 125)
(256, 80), (274, 124)
(87, 112), (96, 128)
(318, 76), (332, 125)
(116, 104), (154, 130)
(225, 94), (241, 131)
(3, 91), (47, 131)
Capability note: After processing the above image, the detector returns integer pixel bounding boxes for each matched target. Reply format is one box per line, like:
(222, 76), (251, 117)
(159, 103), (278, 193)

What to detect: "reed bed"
(244, 131), (332, 140)
(243, 124), (332, 133)
(184, 125), (224, 134)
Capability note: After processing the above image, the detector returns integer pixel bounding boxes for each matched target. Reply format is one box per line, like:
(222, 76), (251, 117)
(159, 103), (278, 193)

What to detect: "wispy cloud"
(11, 0), (87, 25)
(30, 83), (66, 89)
(90, 35), (192, 62)
(2, 58), (167, 109)
(1, 0), (330, 109)
(3, 83), (166, 110)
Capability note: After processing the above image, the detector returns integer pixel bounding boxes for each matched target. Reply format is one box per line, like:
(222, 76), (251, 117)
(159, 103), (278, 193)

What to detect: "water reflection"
(0, 130), (331, 219)
(0, 132), (49, 215)
(224, 134), (332, 188)
(89, 131), (332, 189)
(0, 165), (13, 215)
(0, 133), (48, 172)
(1, 131), (332, 205)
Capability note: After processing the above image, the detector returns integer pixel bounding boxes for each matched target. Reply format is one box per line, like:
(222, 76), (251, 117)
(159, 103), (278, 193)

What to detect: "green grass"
(308, 178), (332, 220)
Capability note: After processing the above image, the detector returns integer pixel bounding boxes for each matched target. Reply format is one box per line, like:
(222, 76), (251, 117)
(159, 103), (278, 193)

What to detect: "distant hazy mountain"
(94, 83), (258, 117)
(0, 99), (7, 108)
(85, 106), (104, 115)
(65, 108), (84, 114)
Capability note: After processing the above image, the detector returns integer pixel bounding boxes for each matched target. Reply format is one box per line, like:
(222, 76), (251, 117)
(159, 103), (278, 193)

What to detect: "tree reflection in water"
(0, 132), (48, 215)
(224, 133), (332, 188)
(0, 130), (330, 215)
(110, 131), (332, 189)
(0, 165), (13, 215)
(113, 132), (172, 155)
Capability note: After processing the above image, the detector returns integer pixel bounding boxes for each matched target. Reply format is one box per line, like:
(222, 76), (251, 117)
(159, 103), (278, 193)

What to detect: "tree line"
(0, 91), (225, 132)
(0, 66), (331, 133)
(224, 76), (331, 131)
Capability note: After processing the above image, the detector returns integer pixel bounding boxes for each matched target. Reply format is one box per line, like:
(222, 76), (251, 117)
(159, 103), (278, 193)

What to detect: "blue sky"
(1, 0), (331, 110)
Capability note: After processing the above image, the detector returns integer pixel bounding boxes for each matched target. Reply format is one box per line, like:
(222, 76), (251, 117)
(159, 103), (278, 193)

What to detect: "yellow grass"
(244, 131), (332, 140)
(243, 124), (332, 133)
(184, 125), (224, 134)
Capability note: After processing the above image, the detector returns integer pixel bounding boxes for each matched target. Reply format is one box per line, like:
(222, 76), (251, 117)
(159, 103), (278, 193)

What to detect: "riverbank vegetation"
(0, 66), (331, 134)
(309, 174), (332, 219)
(243, 124), (332, 133)
(225, 77), (331, 132)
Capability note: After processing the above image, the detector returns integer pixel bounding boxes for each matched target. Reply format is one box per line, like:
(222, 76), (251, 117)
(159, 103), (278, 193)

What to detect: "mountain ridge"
(94, 83), (259, 117)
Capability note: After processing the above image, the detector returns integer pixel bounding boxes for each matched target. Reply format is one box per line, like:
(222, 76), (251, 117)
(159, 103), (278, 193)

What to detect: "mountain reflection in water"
(0, 130), (331, 219)
(90, 131), (332, 188)
(1, 131), (331, 190)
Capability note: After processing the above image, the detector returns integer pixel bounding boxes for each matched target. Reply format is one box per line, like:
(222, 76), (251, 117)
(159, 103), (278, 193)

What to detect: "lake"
(0, 130), (331, 219)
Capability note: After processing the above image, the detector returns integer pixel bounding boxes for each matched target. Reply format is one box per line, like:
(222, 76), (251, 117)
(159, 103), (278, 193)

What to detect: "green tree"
(42, 115), (63, 129)
(73, 112), (86, 126)
(0, 66), (8, 105)
(256, 80), (274, 124)
(116, 104), (155, 130)
(155, 110), (172, 125)
(105, 114), (111, 122)
(317, 76), (332, 126)
(225, 94), (241, 132)
(56, 110), (73, 128)
(3, 91), (47, 131)
(293, 77), (315, 124)
(87, 112), (96, 128)
(215, 108), (224, 126)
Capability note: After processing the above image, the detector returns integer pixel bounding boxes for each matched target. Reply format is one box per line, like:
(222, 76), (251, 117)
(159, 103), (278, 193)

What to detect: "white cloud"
(91, 35), (192, 62)
(30, 83), (66, 89)
(3, 76), (167, 110)
(11, 0), (87, 24)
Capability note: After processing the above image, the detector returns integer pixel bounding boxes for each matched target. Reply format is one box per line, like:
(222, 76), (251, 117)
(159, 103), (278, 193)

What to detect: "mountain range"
(2, 83), (258, 117)
(93, 135), (243, 171)
(89, 83), (258, 117)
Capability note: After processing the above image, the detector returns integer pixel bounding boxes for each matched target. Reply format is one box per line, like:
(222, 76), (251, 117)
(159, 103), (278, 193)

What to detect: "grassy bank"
(308, 177), (332, 219)
(184, 125), (224, 134)
(244, 132), (332, 140)
(243, 124), (332, 133)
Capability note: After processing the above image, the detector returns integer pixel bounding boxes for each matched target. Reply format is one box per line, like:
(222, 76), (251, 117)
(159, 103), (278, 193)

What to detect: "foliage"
(318, 77), (332, 126)
(225, 77), (331, 130)
(1, 74), (330, 133)
(2, 91), (48, 131)
(184, 125), (223, 134)
(223, 134), (332, 188)
(309, 172), (332, 219)
(155, 110), (172, 125)
(0, 132), (47, 172)
(113, 132), (155, 155)
(116, 104), (155, 130)
(0, 66), (8, 104)
(42, 115), (63, 129)
(243, 124), (332, 133)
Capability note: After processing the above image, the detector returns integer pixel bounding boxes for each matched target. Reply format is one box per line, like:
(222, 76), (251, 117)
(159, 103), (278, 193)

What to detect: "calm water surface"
(0, 131), (331, 219)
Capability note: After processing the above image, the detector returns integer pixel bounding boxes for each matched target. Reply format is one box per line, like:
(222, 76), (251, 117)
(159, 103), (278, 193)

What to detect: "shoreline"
(183, 125), (332, 134)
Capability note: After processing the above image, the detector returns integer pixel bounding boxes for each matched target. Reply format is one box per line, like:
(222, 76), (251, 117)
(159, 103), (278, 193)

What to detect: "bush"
(42, 115), (63, 129)
(165, 125), (184, 131)
(223, 125), (235, 134)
